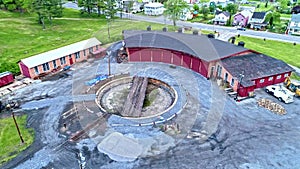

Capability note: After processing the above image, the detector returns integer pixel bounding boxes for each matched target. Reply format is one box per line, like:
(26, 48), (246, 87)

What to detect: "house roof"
(251, 12), (266, 19)
(291, 13), (300, 22)
(221, 53), (294, 87)
(216, 10), (230, 17)
(144, 2), (163, 8)
(234, 10), (253, 18)
(20, 38), (101, 68)
(123, 30), (249, 62)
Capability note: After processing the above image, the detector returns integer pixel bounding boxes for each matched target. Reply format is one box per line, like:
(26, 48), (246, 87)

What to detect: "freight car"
(0, 72), (14, 87)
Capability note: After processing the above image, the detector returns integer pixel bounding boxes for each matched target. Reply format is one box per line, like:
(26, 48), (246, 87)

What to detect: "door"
(69, 55), (73, 65)
(210, 66), (215, 79)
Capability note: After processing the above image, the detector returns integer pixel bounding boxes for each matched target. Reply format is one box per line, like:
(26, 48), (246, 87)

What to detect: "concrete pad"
(97, 132), (143, 162)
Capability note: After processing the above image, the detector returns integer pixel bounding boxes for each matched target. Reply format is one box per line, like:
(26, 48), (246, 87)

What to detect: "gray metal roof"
(21, 38), (101, 68)
(123, 30), (248, 62)
(221, 53), (294, 87)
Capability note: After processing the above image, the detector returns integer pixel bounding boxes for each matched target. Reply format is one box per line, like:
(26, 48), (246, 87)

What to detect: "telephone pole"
(12, 112), (24, 144)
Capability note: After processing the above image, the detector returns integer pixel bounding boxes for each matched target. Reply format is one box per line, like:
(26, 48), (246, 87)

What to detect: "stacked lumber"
(257, 98), (286, 115)
(121, 76), (148, 117)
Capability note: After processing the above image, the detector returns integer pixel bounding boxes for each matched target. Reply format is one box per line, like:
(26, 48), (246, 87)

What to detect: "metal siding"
(191, 58), (200, 73)
(129, 49), (141, 62)
(141, 49), (152, 62)
(182, 55), (192, 69)
(152, 50), (161, 62)
(161, 50), (172, 64)
(172, 52), (181, 66)
(201, 61), (209, 77)
(0, 73), (14, 87)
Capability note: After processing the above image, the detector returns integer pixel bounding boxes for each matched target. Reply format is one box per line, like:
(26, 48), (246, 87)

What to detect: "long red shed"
(0, 72), (14, 87)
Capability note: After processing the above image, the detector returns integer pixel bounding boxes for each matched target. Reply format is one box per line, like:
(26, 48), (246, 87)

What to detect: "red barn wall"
(18, 61), (31, 78)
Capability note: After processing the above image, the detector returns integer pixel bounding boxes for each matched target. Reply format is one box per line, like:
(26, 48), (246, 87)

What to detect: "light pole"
(12, 112), (24, 144)
(107, 51), (111, 76)
(106, 15), (111, 39)
(235, 71), (245, 101)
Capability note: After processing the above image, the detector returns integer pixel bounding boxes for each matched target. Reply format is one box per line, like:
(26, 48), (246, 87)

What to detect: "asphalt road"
(62, 2), (300, 43)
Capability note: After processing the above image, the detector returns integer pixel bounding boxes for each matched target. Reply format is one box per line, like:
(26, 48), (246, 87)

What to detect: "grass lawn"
(0, 114), (34, 166)
(1, 8), (299, 75)
(0, 9), (177, 75)
(235, 36), (300, 68)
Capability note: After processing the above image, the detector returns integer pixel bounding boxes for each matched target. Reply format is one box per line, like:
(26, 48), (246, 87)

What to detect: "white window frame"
(259, 79), (265, 83)
(277, 75), (282, 79)
(268, 77), (273, 81)
(60, 57), (66, 65)
(284, 73), (289, 77)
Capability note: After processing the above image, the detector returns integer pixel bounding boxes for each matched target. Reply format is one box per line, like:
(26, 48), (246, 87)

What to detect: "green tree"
(265, 12), (281, 29)
(95, 0), (105, 16)
(277, 0), (288, 11)
(164, 0), (188, 27)
(193, 3), (199, 12)
(103, 0), (118, 38)
(78, 0), (95, 14)
(225, 3), (238, 25)
(201, 5), (209, 20)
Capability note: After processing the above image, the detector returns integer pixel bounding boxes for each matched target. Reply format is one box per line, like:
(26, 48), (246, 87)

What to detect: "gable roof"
(123, 30), (249, 62)
(20, 38), (101, 68)
(291, 13), (300, 22)
(251, 12), (266, 19)
(221, 53), (294, 87)
(234, 10), (252, 18)
(215, 10), (230, 17)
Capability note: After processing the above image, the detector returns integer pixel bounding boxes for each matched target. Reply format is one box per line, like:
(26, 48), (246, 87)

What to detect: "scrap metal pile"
(257, 98), (286, 115)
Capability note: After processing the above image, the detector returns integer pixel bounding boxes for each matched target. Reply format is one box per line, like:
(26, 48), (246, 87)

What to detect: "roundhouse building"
(123, 30), (294, 97)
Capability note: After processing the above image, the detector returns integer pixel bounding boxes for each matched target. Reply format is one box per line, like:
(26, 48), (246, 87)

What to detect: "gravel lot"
(1, 41), (300, 169)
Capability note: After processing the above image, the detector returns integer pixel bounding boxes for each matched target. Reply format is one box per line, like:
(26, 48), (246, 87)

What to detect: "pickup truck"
(265, 85), (295, 104)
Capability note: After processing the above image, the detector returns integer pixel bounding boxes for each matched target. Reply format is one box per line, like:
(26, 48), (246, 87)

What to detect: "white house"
(287, 14), (300, 35)
(213, 10), (230, 25)
(180, 8), (193, 21)
(144, 2), (164, 16)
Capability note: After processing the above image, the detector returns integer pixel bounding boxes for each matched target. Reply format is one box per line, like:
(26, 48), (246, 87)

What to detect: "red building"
(0, 72), (14, 87)
(123, 30), (294, 97)
(18, 38), (103, 79)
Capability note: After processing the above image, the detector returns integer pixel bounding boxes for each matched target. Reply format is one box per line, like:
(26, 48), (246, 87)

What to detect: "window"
(42, 63), (50, 72)
(75, 52), (80, 59)
(231, 78), (235, 86)
(268, 77), (273, 81)
(224, 72), (228, 82)
(284, 73), (289, 77)
(260, 79), (265, 83)
(34, 66), (39, 74)
(83, 50), (86, 56)
(277, 75), (282, 79)
(60, 57), (66, 65)
(53, 60), (57, 68)
(89, 47), (93, 53)
(96, 45), (98, 50)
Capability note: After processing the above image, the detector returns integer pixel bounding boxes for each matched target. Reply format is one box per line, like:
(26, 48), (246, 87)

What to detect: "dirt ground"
(1, 41), (300, 169)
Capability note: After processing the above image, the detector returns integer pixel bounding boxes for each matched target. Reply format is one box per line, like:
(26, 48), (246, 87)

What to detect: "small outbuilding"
(18, 38), (102, 79)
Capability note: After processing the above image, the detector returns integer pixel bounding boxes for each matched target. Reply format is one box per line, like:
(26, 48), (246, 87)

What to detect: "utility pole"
(12, 112), (24, 144)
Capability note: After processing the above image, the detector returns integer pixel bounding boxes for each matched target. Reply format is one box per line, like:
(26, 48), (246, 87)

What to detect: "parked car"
(237, 26), (246, 31)
(265, 85), (295, 103)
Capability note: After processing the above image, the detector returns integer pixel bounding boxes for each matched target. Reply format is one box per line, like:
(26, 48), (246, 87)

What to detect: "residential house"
(292, 5), (300, 14)
(144, 3), (164, 16)
(232, 10), (253, 27)
(287, 14), (300, 35)
(248, 12), (269, 30)
(18, 38), (102, 79)
(213, 10), (230, 25)
(180, 8), (193, 21)
(123, 29), (294, 97)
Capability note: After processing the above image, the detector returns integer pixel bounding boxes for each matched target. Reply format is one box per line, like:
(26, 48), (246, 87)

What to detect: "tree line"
(0, 0), (119, 29)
